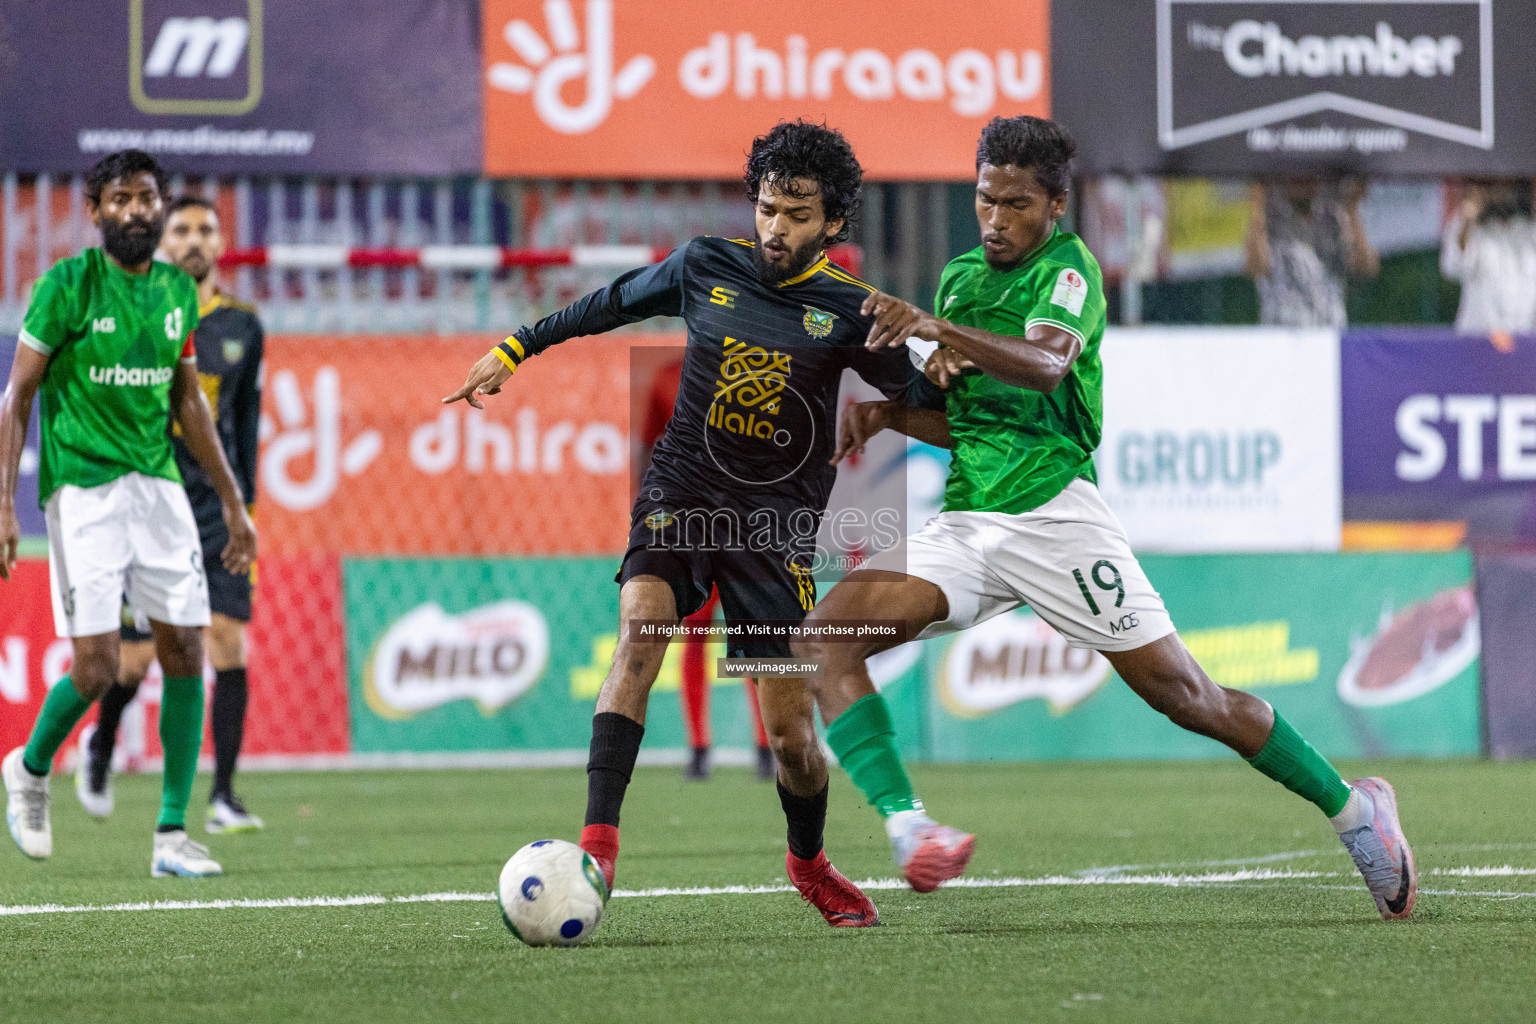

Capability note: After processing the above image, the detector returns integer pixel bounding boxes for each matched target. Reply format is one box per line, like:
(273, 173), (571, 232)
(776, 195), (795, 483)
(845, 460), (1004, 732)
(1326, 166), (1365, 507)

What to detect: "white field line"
(620, 868), (1333, 899)
(2, 865), (1533, 919)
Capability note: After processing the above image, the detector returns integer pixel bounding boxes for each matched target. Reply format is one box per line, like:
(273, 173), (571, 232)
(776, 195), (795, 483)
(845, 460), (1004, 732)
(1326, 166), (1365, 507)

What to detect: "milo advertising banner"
(344, 551), (1475, 761)
(926, 551), (1480, 761)
(343, 556), (928, 756)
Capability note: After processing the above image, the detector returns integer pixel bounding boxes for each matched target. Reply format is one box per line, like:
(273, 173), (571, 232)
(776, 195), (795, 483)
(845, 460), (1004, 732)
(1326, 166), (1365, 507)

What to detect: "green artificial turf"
(2, 760), (1533, 1023)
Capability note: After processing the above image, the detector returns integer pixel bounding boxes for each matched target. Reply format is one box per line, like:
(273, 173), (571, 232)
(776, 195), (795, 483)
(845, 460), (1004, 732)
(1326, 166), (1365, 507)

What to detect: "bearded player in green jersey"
(0, 150), (257, 877)
(795, 116), (1417, 919)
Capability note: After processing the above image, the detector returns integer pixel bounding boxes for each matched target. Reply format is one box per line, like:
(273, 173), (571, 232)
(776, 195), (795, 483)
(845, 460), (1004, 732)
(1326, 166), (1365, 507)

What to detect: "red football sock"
(680, 611), (711, 751)
(579, 823), (620, 888)
(745, 678), (769, 750)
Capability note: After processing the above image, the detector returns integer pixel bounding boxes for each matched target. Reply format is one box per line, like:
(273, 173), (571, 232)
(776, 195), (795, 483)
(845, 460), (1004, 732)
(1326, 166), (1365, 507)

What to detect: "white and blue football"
(497, 839), (608, 946)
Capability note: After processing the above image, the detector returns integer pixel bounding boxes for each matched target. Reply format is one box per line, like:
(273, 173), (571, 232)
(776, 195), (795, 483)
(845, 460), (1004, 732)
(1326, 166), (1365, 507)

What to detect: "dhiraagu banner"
(343, 556), (929, 756)
(926, 551), (1481, 762)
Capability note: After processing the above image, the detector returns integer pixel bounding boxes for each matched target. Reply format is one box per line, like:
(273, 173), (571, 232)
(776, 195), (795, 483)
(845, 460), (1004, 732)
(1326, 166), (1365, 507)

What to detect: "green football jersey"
(936, 228), (1107, 515)
(20, 248), (201, 505)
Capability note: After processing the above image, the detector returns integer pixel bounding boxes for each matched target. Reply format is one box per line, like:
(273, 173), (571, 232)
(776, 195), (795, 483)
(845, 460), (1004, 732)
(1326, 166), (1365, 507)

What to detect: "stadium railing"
(0, 173), (956, 335)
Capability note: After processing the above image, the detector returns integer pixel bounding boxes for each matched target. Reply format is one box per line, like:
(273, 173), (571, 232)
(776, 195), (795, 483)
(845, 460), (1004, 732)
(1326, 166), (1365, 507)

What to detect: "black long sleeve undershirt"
(514, 247), (686, 357)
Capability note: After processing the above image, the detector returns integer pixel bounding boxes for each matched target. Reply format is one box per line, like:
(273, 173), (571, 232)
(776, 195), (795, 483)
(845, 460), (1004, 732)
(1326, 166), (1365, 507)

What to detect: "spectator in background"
(1245, 178), (1379, 328)
(1440, 179), (1536, 335)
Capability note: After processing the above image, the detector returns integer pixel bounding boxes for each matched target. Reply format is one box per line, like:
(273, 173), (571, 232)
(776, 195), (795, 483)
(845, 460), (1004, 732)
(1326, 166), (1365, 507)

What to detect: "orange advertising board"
(258, 334), (667, 556)
(482, 0), (1050, 181)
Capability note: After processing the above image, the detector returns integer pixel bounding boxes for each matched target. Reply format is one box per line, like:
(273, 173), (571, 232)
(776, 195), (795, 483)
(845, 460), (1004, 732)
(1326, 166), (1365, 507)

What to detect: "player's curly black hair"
(976, 116), (1076, 198)
(743, 121), (862, 243)
(84, 149), (170, 206)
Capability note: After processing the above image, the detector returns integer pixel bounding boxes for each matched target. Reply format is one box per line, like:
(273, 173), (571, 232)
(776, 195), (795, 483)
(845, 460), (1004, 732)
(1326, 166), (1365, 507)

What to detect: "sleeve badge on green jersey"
(802, 306), (837, 338)
(1050, 268), (1088, 317)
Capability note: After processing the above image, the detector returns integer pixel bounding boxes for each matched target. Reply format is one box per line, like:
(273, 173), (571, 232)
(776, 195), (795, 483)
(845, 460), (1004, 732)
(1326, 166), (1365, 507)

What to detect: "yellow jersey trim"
(820, 266), (877, 293)
(775, 254), (830, 288)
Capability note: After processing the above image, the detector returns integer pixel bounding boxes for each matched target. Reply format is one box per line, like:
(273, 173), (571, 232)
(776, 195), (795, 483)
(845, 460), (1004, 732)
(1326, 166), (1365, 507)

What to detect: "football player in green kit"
(0, 150), (257, 877)
(796, 116), (1418, 920)
(81, 195), (268, 836)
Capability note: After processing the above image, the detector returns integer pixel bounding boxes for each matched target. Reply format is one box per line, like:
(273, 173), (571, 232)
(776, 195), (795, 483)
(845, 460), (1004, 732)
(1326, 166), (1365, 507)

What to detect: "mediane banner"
(0, 0), (481, 174)
(1052, 0), (1536, 175)
(926, 551), (1481, 761)
(1095, 327), (1341, 552)
(1342, 328), (1536, 540)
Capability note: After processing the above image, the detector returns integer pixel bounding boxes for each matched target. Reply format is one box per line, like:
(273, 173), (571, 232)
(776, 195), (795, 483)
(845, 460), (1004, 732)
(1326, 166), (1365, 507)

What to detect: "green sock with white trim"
(1245, 711), (1352, 819)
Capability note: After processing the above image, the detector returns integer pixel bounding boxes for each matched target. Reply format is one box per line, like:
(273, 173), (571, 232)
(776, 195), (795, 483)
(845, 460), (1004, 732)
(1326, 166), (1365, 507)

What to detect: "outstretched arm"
(172, 357), (256, 575)
(860, 290), (1081, 393)
(0, 344), (47, 581)
(444, 247), (687, 407)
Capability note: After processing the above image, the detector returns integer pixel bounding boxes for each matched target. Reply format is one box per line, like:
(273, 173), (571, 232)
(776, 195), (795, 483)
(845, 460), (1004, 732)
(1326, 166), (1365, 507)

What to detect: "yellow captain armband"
(493, 336), (526, 373)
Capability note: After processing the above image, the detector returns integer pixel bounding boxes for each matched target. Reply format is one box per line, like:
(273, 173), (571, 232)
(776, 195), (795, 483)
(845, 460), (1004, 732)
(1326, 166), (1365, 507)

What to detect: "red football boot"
(579, 824), (619, 890)
(787, 849), (879, 927)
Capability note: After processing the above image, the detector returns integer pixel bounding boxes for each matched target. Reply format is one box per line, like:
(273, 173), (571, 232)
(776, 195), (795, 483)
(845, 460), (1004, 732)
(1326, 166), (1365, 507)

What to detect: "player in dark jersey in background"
(642, 358), (774, 782)
(78, 196), (266, 835)
(448, 121), (968, 924)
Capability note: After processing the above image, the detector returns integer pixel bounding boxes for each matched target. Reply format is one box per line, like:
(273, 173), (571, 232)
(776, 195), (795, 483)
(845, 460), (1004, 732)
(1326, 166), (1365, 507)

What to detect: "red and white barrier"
(218, 243), (864, 275)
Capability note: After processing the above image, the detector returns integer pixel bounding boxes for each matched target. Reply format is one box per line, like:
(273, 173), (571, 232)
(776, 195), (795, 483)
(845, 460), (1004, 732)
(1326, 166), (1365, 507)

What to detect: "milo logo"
(89, 364), (175, 387)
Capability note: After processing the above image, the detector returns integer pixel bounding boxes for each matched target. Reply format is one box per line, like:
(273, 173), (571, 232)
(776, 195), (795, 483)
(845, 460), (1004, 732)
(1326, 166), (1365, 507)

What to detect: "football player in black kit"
(447, 121), (972, 927)
(78, 196), (266, 835)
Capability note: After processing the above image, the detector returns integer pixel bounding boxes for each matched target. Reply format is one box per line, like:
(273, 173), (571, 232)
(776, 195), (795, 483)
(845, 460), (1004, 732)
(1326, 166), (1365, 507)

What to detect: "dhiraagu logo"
(487, 0), (656, 134)
(365, 601), (551, 719)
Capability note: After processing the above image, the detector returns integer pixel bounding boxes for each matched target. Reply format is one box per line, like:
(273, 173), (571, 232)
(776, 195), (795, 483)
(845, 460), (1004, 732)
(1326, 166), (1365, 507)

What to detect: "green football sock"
(825, 694), (921, 818)
(157, 677), (205, 831)
(1245, 710), (1351, 818)
(22, 676), (93, 776)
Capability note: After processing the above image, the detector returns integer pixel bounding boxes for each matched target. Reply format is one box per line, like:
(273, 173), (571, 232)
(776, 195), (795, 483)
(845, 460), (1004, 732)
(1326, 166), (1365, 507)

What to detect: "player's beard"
(752, 235), (823, 285)
(176, 249), (213, 283)
(101, 214), (165, 268)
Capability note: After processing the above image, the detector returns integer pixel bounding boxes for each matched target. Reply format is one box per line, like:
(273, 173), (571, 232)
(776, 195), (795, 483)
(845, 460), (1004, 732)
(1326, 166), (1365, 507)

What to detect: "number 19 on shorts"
(1072, 560), (1124, 617)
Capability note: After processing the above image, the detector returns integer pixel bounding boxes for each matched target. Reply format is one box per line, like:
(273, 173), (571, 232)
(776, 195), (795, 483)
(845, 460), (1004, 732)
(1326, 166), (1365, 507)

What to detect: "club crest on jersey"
(644, 511), (676, 531)
(1050, 268), (1088, 317)
(222, 339), (245, 363)
(802, 306), (837, 338)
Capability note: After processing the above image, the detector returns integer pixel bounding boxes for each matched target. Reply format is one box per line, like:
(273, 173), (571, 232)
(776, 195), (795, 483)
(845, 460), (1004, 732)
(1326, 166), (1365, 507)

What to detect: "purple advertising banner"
(1475, 553), (1536, 758)
(0, 335), (44, 536)
(1342, 329), (1536, 540)
(0, 0), (481, 174)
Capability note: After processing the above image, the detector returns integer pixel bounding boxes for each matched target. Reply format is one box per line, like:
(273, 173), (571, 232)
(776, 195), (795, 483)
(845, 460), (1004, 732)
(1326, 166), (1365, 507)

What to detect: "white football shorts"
(44, 472), (211, 638)
(864, 478), (1176, 653)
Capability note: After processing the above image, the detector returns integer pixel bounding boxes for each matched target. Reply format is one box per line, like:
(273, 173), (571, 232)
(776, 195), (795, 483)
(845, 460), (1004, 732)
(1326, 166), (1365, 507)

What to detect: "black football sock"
(777, 780), (828, 861)
(584, 712), (645, 827)
(210, 668), (249, 802)
(90, 682), (139, 778)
